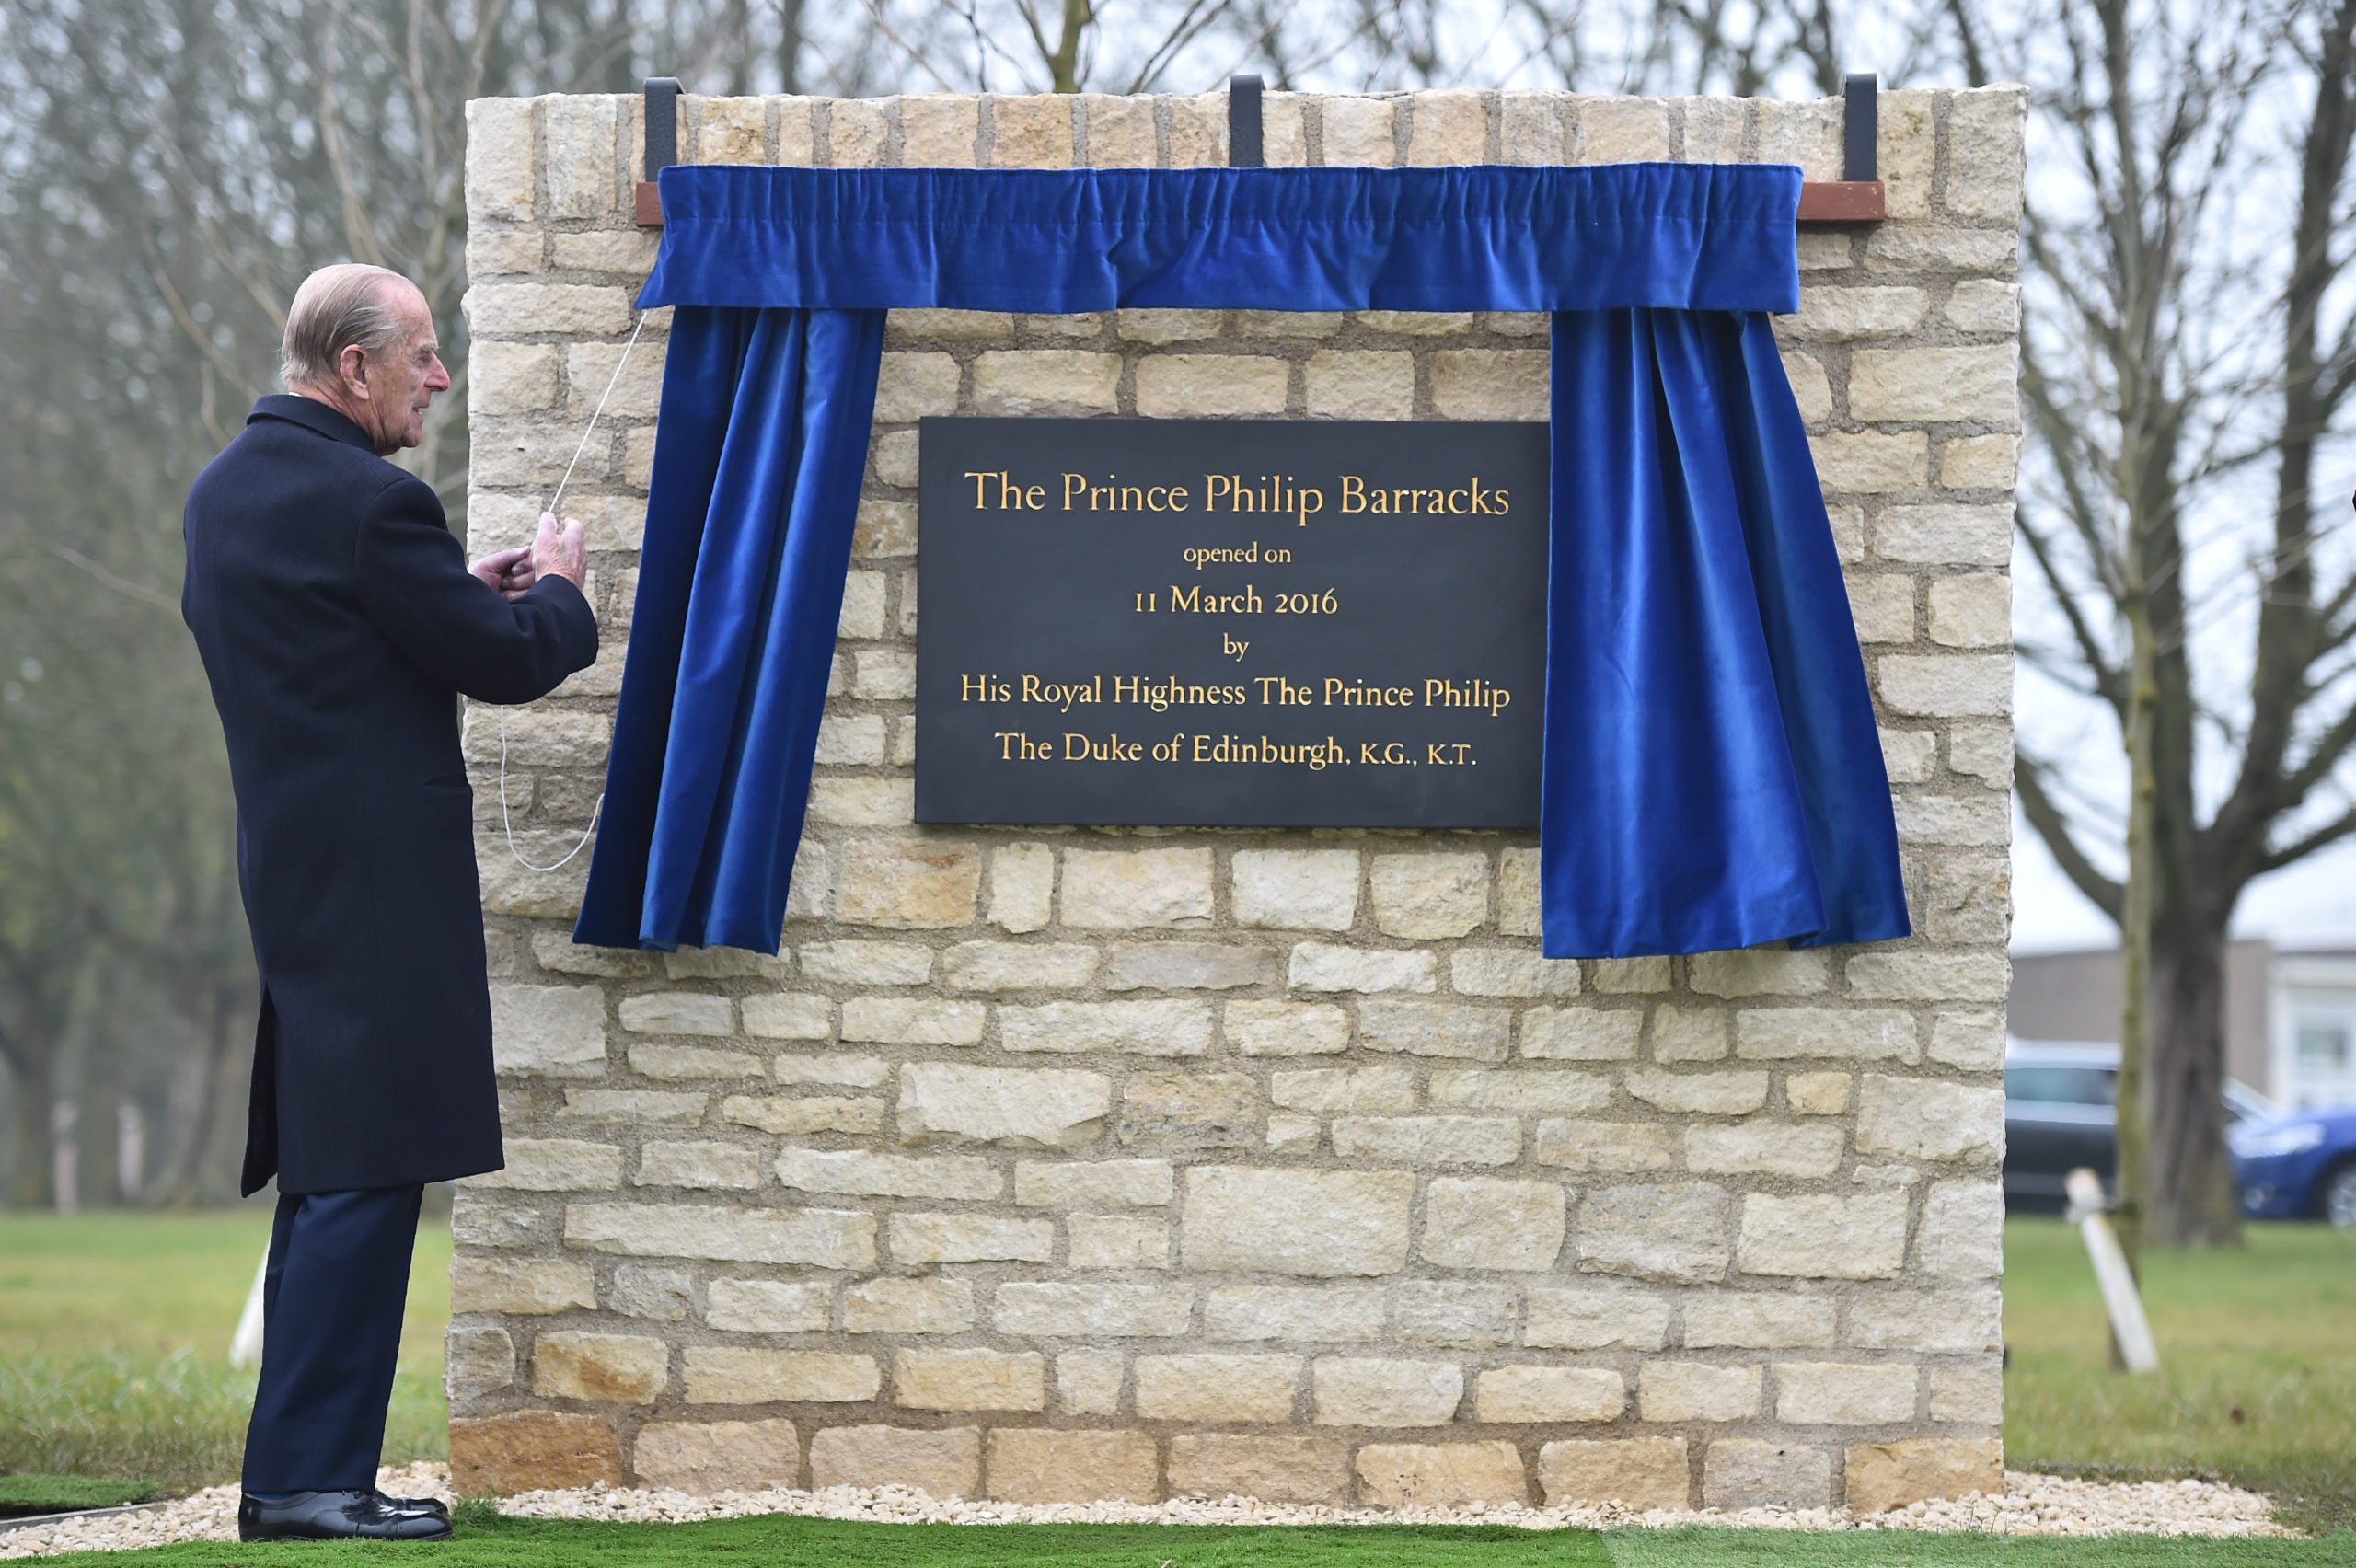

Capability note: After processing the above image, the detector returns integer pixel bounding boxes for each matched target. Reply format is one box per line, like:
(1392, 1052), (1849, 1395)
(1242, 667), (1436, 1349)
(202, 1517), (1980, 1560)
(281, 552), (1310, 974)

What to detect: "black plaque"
(915, 417), (1547, 828)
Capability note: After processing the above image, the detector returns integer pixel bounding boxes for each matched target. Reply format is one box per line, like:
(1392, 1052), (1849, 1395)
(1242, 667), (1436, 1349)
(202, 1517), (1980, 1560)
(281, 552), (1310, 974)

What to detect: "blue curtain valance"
(634, 163), (1801, 315)
(574, 160), (1910, 959)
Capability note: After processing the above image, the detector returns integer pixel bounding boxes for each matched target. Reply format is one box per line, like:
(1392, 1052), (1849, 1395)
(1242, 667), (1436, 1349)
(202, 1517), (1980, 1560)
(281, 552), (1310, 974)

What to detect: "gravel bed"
(0, 1460), (2289, 1557)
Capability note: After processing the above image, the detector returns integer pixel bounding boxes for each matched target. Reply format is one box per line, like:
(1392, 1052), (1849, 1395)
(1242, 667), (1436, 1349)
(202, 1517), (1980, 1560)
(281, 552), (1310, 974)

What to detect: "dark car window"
(2005, 1066), (2116, 1107)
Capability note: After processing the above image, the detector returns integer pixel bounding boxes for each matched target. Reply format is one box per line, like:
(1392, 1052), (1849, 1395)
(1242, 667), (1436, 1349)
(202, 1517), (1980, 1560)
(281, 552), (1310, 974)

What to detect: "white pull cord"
(497, 312), (647, 872)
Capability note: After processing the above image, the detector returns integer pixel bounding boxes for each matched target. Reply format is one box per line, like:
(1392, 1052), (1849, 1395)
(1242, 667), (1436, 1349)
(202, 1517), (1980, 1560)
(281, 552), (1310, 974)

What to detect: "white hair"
(279, 263), (414, 390)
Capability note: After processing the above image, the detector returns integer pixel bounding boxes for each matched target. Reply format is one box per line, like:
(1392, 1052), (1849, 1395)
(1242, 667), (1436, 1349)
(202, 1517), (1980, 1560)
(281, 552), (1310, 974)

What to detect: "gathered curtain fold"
(570, 161), (1908, 959)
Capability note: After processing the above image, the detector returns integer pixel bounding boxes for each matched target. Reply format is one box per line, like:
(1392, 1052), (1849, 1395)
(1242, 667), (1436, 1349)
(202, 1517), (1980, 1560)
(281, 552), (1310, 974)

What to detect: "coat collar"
(248, 393), (381, 455)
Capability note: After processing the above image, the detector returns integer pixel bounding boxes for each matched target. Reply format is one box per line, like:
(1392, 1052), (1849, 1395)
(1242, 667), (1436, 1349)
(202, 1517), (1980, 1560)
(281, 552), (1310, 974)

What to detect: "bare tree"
(1948, 0), (2356, 1247)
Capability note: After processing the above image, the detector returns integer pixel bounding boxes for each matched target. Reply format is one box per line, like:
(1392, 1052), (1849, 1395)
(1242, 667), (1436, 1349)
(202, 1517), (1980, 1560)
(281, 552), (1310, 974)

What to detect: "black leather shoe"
(238, 1489), (454, 1541)
(375, 1488), (451, 1519)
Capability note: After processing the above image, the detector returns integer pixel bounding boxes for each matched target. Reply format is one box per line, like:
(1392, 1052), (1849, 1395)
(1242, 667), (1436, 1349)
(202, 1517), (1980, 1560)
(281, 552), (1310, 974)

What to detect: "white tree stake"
(2066, 1166), (2160, 1374)
(229, 1244), (269, 1368)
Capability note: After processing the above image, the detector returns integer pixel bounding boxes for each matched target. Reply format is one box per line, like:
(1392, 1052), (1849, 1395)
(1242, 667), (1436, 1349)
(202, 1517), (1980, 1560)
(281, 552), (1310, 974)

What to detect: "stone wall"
(452, 84), (2023, 1514)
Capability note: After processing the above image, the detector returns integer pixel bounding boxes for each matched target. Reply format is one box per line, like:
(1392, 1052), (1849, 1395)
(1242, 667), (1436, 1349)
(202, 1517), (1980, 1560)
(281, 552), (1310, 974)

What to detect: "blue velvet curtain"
(573, 162), (1908, 958)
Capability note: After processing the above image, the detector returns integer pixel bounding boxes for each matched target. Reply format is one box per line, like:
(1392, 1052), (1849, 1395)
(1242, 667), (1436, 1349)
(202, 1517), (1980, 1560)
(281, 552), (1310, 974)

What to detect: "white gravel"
(0, 1460), (2291, 1557)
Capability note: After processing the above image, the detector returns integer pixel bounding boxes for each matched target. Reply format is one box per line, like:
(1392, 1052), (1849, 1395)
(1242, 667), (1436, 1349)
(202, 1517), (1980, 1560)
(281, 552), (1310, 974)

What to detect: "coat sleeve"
(352, 473), (600, 704)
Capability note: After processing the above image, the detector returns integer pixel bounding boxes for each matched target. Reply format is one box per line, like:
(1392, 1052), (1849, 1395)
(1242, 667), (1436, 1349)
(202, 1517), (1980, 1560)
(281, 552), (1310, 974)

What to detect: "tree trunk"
(2146, 918), (2244, 1245)
(5, 1050), (54, 1207)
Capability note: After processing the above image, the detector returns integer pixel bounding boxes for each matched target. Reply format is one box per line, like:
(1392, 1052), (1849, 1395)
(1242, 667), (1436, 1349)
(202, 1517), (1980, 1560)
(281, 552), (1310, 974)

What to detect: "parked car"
(2003, 1041), (2274, 1214)
(2230, 1104), (2356, 1228)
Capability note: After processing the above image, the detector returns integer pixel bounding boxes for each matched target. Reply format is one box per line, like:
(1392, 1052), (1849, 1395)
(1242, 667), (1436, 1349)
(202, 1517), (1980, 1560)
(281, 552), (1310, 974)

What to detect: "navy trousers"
(240, 1182), (424, 1495)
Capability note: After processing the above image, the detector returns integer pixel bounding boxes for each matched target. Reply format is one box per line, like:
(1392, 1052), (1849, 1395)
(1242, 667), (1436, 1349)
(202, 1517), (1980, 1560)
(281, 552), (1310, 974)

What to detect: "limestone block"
(1060, 847), (1215, 927)
(739, 996), (833, 1041)
(1651, 1006), (1732, 1062)
(1916, 1181), (2004, 1278)
(1288, 943), (1438, 993)
(1844, 1285), (2002, 1354)
(987, 1429), (1159, 1503)
(1684, 1123), (1847, 1178)
(987, 843), (1056, 932)
(683, 1348), (878, 1403)
(1306, 351), (1415, 419)
(1426, 1069), (1611, 1113)
(843, 1276), (975, 1336)
(1102, 944), (1272, 991)
(466, 98), (536, 221)
(1136, 354), (1288, 416)
(1311, 1357), (1463, 1425)
(1068, 1213), (1169, 1269)
(1682, 1292), (1838, 1349)
(1369, 853), (1489, 938)
(1168, 1435), (1348, 1504)
(1474, 1366), (1625, 1423)
(1576, 1183), (1731, 1284)
(532, 1332), (669, 1402)
(450, 1410), (621, 1494)
(835, 842), (980, 928)
(490, 984), (608, 1078)
(1355, 1441), (1527, 1507)
(1877, 503), (2014, 567)
(999, 1000), (1214, 1057)
(1271, 1066), (1416, 1113)
(635, 1141), (765, 1190)
(775, 1148), (1003, 1201)
(808, 1424), (981, 1498)
(1331, 1115), (1518, 1166)
(473, 1138), (624, 1191)
(1227, 999), (1353, 1055)
(1520, 1008), (1645, 1061)
(1523, 1285), (1671, 1351)
(1205, 1285), (1388, 1343)
(990, 94), (1072, 167)
(1118, 1071), (1261, 1147)
(1774, 1362), (1919, 1424)
(1015, 1158), (1174, 1208)
(1849, 346), (2018, 425)
(1359, 1000), (1511, 1060)
(1431, 350), (1547, 420)
(1532, 1119), (1676, 1174)
(451, 1258), (598, 1316)
(896, 1062), (1111, 1147)
(706, 1279), (830, 1333)
(971, 351), (1122, 415)
(1537, 1437), (1690, 1510)
(1134, 1354), (1302, 1422)
(893, 1348), (1045, 1412)
(1392, 1281), (1517, 1349)
(1640, 1361), (1762, 1422)
(633, 1419), (799, 1492)
(446, 1326), (514, 1400)
(800, 939), (934, 986)
(1855, 1075), (2004, 1163)
(723, 1095), (885, 1136)
(1734, 1008), (1919, 1063)
(1181, 1166), (1415, 1277)
(993, 1282), (1192, 1337)
(889, 1212), (1056, 1263)
(1703, 1439), (1832, 1509)
(1057, 1349), (1125, 1415)
(901, 95), (979, 165)
(1623, 1069), (1770, 1113)
(1738, 1193), (1909, 1279)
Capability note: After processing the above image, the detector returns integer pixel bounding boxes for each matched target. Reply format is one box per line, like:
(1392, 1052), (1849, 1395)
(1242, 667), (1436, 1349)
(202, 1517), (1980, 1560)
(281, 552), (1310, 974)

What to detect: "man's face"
(359, 288), (450, 454)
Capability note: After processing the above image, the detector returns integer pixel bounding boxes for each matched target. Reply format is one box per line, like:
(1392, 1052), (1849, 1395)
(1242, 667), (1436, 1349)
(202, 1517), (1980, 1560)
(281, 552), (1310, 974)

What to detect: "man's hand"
(468, 546), (528, 595)
(530, 511), (588, 596)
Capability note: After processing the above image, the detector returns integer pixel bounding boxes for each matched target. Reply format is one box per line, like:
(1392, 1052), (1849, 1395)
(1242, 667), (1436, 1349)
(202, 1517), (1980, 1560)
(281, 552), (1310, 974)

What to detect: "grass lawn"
(0, 1207), (447, 1492)
(5, 1209), (2354, 1563)
(2004, 1217), (2356, 1535)
(15, 1505), (2353, 1566)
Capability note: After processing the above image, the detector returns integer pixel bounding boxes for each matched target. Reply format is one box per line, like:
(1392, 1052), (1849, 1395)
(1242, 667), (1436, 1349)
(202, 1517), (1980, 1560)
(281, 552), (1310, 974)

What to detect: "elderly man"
(182, 262), (598, 1542)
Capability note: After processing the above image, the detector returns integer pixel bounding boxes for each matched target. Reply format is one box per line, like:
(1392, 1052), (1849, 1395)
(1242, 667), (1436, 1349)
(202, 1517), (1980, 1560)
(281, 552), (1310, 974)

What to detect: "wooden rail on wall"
(630, 74), (1888, 229)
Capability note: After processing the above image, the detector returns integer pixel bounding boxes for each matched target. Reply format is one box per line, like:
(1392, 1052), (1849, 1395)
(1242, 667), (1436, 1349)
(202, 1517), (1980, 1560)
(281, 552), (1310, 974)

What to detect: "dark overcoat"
(181, 394), (598, 1196)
